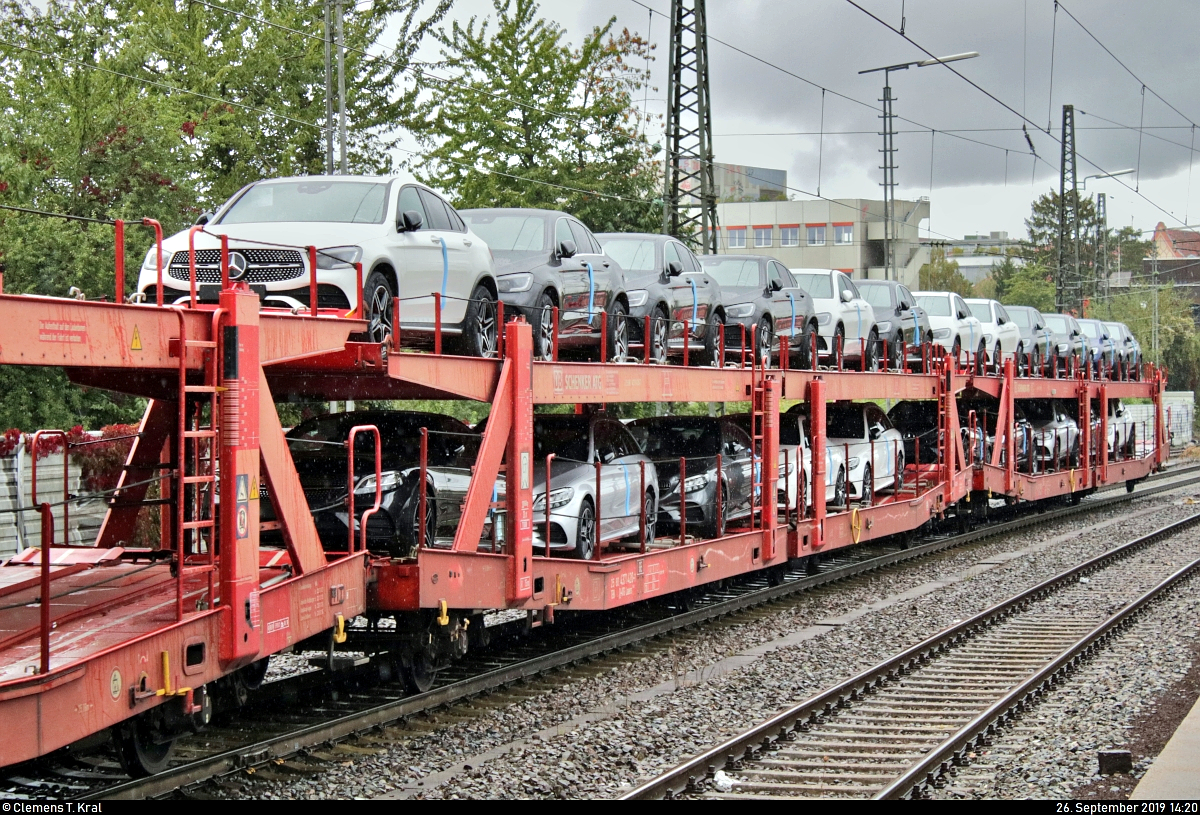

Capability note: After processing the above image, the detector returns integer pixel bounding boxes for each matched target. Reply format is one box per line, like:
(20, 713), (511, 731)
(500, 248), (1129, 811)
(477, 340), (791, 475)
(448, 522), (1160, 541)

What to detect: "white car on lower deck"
(135, 175), (500, 355)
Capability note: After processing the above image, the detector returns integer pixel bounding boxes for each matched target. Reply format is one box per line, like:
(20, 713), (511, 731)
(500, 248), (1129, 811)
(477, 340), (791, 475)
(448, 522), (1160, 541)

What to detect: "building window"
(780, 225), (800, 247)
(834, 224), (853, 245)
(727, 227), (746, 249)
(754, 227), (772, 247)
(807, 225), (826, 246)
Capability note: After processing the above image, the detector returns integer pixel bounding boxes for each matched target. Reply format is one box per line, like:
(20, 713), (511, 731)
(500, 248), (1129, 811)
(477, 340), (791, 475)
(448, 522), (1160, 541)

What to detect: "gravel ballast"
(208, 489), (1200, 800)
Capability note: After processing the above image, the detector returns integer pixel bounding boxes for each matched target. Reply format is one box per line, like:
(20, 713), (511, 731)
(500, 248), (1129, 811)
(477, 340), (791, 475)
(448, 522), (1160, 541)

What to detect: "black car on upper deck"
(696, 254), (817, 368)
(595, 232), (724, 365)
(458, 208), (630, 362)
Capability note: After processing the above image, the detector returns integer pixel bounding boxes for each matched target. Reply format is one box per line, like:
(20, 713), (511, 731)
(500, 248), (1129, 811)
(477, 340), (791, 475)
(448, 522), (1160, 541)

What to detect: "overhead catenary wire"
(841, 0), (1190, 228)
(1046, 0), (1059, 133)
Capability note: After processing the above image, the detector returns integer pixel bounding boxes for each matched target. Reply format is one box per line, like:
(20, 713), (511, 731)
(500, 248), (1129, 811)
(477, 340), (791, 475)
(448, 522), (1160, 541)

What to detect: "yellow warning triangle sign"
(249, 477), (259, 500)
(130, 326), (142, 351)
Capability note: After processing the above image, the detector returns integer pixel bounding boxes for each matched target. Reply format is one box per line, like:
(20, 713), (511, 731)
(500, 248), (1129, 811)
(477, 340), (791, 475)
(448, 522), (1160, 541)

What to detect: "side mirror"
(398, 210), (423, 232)
(194, 211), (213, 226)
(869, 423), (884, 440)
(557, 239), (577, 259)
(667, 260), (684, 277)
(769, 279), (783, 292)
(996, 316), (1005, 325)
(840, 289), (852, 303)
(895, 304), (905, 316)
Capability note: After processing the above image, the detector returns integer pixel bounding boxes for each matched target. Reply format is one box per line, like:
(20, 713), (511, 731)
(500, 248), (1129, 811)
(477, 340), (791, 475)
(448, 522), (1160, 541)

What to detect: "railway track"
(622, 512), (1200, 800)
(7, 464), (1199, 801)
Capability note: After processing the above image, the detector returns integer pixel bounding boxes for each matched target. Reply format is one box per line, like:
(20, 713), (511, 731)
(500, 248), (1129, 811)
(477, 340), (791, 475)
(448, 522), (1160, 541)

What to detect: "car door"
(995, 304), (1019, 356)
(952, 294), (979, 357)
(663, 240), (694, 336)
(865, 404), (894, 489)
(389, 185), (438, 322)
(836, 273), (870, 344)
(592, 420), (622, 540)
(721, 421), (755, 514)
(415, 188), (473, 325)
(679, 244), (713, 332)
(570, 219), (614, 333)
(554, 217), (590, 335)
(897, 286), (921, 347)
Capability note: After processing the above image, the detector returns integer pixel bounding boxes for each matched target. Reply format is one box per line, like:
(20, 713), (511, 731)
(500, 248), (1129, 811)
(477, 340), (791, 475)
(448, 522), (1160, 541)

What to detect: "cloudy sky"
(394, 0), (1200, 242)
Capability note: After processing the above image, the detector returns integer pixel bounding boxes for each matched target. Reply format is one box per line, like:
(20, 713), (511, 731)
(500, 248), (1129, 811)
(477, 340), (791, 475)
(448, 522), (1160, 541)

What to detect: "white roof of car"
(788, 268), (840, 276)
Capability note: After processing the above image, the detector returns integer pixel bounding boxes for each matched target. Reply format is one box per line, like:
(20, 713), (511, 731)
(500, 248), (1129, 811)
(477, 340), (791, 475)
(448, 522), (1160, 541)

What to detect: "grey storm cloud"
(570, 0), (1200, 193)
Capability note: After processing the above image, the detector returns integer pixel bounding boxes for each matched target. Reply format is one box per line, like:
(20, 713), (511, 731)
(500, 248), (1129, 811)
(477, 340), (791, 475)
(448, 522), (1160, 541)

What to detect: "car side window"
(682, 245), (702, 273)
(568, 220), (596, 254)
(997, 305), (1010, 323)
(554, 218), (573, 253)
(397, 186), (427, 229)
(898, 286), (914, 309)
(592, 422), (616, 463)
(417, 189), (452, 231)
(664, 241), (681, 270)
(723, 423), (751, 456)
(443, 201), (467, 232)
(767, 262), (785, 290)
(837, 274), (852, 297)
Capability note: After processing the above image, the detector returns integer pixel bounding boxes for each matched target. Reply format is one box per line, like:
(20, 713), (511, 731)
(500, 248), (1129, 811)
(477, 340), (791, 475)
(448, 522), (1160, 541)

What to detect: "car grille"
(302, 487), (347, 510)
(167, 249), (305, 284)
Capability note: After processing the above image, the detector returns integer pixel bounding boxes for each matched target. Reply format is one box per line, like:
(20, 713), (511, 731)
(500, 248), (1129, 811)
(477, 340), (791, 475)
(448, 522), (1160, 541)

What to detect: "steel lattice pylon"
(1094, 191), (1108, 306)
(1056, 104), (1081, 314)
(662, 0), (718, 254)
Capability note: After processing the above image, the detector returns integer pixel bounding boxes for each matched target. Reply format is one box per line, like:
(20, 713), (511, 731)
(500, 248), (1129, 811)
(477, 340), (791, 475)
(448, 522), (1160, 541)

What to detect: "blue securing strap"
(585, 262), (596, 326)
(689, 277), (698, 325)
(622, 464), (630, 517)
(435, 237), (449, 296)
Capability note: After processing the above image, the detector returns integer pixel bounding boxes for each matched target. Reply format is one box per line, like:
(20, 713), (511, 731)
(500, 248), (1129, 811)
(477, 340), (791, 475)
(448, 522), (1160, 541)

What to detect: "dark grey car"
(855, 280), (933, 370)
(459, 208), (630, 361)
(1042, 313), (1086, 374)
(628, 416), (755, 538)
(696, 255), (818, 368)
(1005, 305), (1053, 375)
(595, 232), (725, 365)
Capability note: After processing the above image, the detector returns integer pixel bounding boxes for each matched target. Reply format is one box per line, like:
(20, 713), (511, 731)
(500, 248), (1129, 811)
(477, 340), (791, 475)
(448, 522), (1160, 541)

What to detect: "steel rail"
(877, 550), (1200, 799)
(85, 466), (1200, 801)
(621, 512), (1200, 800)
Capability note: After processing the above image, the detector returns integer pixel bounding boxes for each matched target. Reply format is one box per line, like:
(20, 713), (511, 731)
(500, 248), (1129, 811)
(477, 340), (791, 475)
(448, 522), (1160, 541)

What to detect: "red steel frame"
(0, 235), (1167, 768)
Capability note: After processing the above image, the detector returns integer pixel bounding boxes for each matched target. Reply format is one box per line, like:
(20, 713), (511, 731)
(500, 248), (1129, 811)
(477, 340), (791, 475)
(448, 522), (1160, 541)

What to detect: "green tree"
(918, 247), (973, 296)
(1000, 263), (1055, 313)
(1023, 188), (1100, 271)
(0, 0), (448, 430)
(413, 0), (662, 233)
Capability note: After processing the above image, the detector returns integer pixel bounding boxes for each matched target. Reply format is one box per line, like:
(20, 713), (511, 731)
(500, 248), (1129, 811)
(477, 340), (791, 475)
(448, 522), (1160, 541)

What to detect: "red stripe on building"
(805, 222), (826, 228)
(833, 221), (853, 227)
(752, 224), (773, 229)
(779, 223), (800, 229)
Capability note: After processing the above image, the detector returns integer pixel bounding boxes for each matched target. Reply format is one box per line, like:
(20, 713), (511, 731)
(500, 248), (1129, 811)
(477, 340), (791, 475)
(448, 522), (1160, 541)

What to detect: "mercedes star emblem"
(227, 251), (249, 281)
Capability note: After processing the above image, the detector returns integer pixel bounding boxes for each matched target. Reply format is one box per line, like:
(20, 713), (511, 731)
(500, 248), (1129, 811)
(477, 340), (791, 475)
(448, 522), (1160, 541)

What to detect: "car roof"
(963, 297), (995, 305)
(594, 232), (675, 242)
(789, 267), (839, 276)
(912, 291), (954, 297)
(699, 254), (768, 263)
(856, 279), (899, 287)
(458, 207), (576, 219)
(253, 174), (404, 185)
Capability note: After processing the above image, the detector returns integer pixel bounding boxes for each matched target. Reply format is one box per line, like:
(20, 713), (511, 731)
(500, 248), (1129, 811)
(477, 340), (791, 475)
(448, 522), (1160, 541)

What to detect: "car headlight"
(933, 328), (951, 339)
(847, 456), (860, 469)
(497, 273), (534, 293)
(726, 303), (754, 319)
(875, 321), (892, 333)
(533, 487), (574, 511)
(141, 247), (161, 270)
(315, 245), (363, 270)
(982, 333), (994, 344)
(1056, 342), (1069, 352)
(354, 470), (401, 494)
(683, 474), (711, 493)
(816, 312), (832, 325)
(626, 289), (649, 308)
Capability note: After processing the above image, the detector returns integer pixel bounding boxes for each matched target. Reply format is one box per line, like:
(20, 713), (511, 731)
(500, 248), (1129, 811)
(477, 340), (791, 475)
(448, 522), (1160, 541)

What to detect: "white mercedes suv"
(134, 176), (500, 356)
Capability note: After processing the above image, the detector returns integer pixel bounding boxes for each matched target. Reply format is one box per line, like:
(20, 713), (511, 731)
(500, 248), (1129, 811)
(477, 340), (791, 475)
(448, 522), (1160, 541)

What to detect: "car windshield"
(791, 273), (834, 299)
(220, 180), (389, 224)
(967, 302), (993, 322)
(531, 416), (591, 462)
(915, 295), (952, 316)
(1104, 323), (1124, 340)
(1043, 315), (1069, 333)
(857, 283), (893, 309)
(460, 212), (546, 252)
(1022, 401), (1056, 422)
(699, 258), (761, 288)
(629, 419), (720, 459)
(1079, 321), (1100, 339)
(729, 414), (804, 446)
(600, 239), (657, 272)
(288, 413), (476, 467)
(1008, 309), (1033, 329)
(888, 402), (936, 427)
(826, 405), (864, 439)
